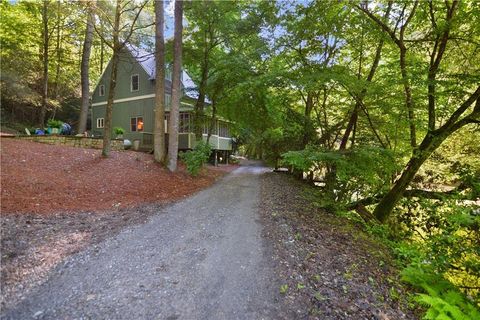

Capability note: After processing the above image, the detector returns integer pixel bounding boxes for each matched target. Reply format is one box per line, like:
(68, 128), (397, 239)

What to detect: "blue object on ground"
(35, 129), (45, 135)
(61, 123), (72, 135)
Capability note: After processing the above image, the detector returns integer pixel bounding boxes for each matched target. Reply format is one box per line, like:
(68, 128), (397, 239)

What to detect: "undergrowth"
(302, 185), (480, 320)
(180, 141), (212, 176)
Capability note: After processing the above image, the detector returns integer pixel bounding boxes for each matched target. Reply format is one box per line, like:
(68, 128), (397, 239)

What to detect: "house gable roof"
(125, 43), (208, 102)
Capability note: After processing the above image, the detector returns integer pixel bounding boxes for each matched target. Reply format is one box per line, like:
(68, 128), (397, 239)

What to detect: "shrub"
(229, 156), (240, 165)
(114, 127), (125, 135)
(47, 119), (63, 129)
(180, 140), (212, 176)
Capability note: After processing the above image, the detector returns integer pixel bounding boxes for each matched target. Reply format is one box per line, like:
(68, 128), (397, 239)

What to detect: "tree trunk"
(193, 51), (208, 140)
(399, 44), (417, 148)
(101, 1), (121, 157)
(40, 0), (49, 128)
(373, 89), (480, 222)
(100, 29), (104, 73)
(79, 1), (94, 134)
(302, 92), (314, 147)
(339, 103), (359, 150)
(207, 97), (216, 145)
(154, 0), (166, 163)
(167, 0), (183, 172)
(53, 0), (62, 114)
(340, 4), (390, 150)
(373, 132), (443, 222)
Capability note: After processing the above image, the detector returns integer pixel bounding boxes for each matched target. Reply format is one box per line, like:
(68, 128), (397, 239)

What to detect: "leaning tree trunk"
(153, 0), (166, 163)
(374, 132), (444, 222)
(167, 0), (183, 172)
(78, 2), (94, 134)
(40, 0), (49, 128)
(374, 90), (480, 222)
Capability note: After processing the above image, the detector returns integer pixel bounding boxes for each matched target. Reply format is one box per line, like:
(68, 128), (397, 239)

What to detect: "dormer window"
(99, 84), (105, 96)
(131, 74), (139, 92)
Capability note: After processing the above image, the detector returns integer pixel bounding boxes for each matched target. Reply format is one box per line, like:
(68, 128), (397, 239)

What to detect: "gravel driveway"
(2, 164), (282, 319)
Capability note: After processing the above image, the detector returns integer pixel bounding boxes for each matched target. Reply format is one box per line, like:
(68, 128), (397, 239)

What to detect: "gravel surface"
(2, 163), (284, 319)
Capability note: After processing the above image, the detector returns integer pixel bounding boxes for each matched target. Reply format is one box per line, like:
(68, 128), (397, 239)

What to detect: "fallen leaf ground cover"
(1, 139), (234, 214)
(260, 172), (418, 319)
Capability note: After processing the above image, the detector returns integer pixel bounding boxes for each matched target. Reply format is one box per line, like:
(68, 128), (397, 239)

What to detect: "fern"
(401, 265), (480, 320)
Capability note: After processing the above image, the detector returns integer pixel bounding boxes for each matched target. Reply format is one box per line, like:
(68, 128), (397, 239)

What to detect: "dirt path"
(2, 164), (284, 319)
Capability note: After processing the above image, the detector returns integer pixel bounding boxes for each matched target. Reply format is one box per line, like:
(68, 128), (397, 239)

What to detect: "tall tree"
(78, 0), (94, 134)
(39, 0), (49, 128)
(93, 0), (149, 157)
(153, 0), (166, 163)
(358, 1), (480, 221)
(357, 1), (419, 148)
(183, 0), (240, 140)
(167, 0), (183, 172)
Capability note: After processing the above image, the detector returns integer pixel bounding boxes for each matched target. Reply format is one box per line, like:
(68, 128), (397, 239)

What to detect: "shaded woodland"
(1, 1), (479, 317)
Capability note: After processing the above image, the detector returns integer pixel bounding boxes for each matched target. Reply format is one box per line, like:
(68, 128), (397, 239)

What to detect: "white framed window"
(96, 117), (104, 128)
(99, 84), (105, 96)
(130, 116), (144, 132)
(131, 74), (139, 92)
(165, 94), (171, 106)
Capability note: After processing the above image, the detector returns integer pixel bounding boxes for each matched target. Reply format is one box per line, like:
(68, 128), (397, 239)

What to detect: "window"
(218, 122), (230, 137)
(165, 94), (171, 107)
(131, 74), (139, 91)
(130, 117), (144, 132)
(99, 85), (105, 96)
(96, 118), (104, 128)
(203, 121), (217, 135)
(165, 67), (172, 80)
(179, 113), (190, 133)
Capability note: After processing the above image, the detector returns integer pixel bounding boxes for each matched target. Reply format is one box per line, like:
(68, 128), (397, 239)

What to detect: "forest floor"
(259, 172), (418, 319)
(0, 139), (236, 310)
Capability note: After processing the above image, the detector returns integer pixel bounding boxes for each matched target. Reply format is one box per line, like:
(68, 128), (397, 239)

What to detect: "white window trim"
(131, 74), (139, 92)
(97, 118), (104, 128)
(99, 84), (105, 97)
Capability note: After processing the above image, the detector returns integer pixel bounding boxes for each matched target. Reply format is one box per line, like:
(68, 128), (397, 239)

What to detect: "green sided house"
(90, 44), (232, 154)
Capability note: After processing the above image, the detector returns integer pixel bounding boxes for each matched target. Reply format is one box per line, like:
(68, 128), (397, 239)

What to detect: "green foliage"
(46, 119), (63, 128)
(282, 145), (398, 202)
(401, 264), (480, 320)
(180, 141), (212, 176)
(113, 127), (125, 135)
